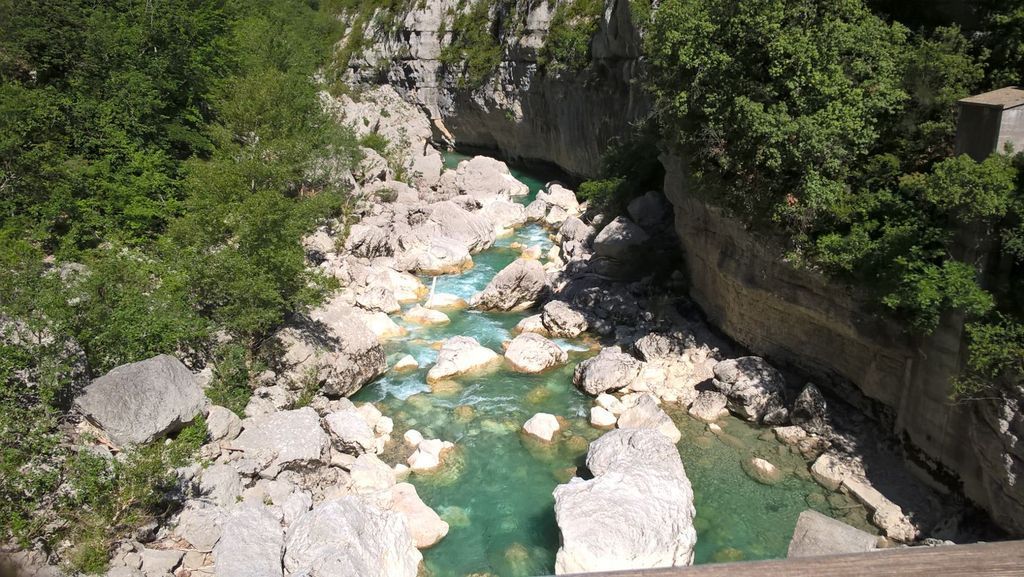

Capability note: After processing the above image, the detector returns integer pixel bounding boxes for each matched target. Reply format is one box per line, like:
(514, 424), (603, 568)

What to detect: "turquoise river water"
(351, 153), (873, 577)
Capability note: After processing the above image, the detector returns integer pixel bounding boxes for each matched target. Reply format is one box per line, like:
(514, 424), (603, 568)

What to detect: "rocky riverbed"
(11, 85), (978, 577)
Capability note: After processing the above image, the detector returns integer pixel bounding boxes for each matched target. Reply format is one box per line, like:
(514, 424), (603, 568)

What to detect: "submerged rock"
(742, 457), (784, 485)
(504, 333), (568, 373)
(283, 496), (421, 577)
(712, 357), (788, 424)
(426, 336), (501, 382)
(74, 354), (205, 447)
(471, 258), (547, 311)
(553, 429), (697, 574)
(573, 347), (644, 396)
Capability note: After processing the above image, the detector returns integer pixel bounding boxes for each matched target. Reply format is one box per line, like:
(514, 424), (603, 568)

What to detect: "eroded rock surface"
(553, 429), (697, 574)
(75, 354), (205, 447)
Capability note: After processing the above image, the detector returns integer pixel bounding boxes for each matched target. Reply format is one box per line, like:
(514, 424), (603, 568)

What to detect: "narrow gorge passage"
(351, 153), (872, 577)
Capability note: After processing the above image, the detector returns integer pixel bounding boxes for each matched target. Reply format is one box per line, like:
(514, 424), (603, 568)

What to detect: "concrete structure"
(955, 87), (1024, 161)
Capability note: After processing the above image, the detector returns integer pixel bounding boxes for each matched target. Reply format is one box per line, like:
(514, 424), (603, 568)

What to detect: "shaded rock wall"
(661, 155), (1024, 535)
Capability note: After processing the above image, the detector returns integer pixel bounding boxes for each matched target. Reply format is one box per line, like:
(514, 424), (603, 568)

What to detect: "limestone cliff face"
(661, 154), (1024, 535)
(345, 0), (648, 177)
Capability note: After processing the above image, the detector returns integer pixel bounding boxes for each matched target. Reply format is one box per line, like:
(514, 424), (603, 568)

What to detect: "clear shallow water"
(352, 153), (872, 576)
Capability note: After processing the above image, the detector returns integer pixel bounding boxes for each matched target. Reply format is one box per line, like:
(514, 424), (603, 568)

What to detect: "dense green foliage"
(0, 0), (358, 568)
(645, 0), (1024, 396)
(441, 0), (505, 87)
(539, 0), (604, 73)
(578, 124), (664, 213)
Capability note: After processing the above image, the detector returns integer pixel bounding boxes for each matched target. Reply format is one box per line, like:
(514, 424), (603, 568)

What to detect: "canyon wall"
(349, 0), (1023, 534)
(661, 157), (1024, 535)
(346, 0), (648, 177)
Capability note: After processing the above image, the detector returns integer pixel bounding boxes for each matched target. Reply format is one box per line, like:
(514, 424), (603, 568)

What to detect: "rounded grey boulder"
(74, 354), (205, 447)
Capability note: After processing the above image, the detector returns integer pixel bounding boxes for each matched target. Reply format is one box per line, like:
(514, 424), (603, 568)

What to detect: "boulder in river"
(553, 429), (697, 574)
(391, 482), (449, 549)
(283, 496), (422, 577)
(712, 356), (788, 424)
(504, 333), (568, 373)
(471, 258), (547, 311)
(572, 347), (644, 396)
(74, 354), (206, 447)
(403, 306), (450, 326)
(426, 336), (501, 382)
(791, 383), (828, 434)
(523, 413), (561, 442)
(688, 390), (729, 423)
(787, 510), (878, 558)
(541, 300), (588, 338)
(426, 201), (496, 252)
(279, 303), (387, 397)
(537, 184), (580, 214)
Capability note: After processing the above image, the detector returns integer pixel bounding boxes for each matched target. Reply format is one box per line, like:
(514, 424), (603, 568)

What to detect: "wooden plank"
(554, 540), (1024, 577)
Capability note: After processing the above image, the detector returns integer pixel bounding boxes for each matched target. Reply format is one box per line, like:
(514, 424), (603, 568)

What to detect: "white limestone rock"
(471, 258), (547, 311)
(523, 413), (561, 442)
(426, 336), (500, 382)
(283, 496), (422, 577)
(590, 406), (617, 428)
(391, 482), (449, 549)
(712, 357), (788, 424)
(233, 407), (330, 474)
(504, 332), (568, 373)
(687, 390), (729, 423)
(541, 300), (588, 338)
(616, 393), (682, 443)
(213, 504), (284, 577)
(553, 429), (696, 574)
(206, 405), (242, 442)
(403, 306), (450, 326)
(573, 347), (644, 396)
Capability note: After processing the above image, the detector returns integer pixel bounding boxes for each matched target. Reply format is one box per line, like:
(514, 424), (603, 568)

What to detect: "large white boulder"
(712, 357), (788, 424)
(233, 407), (330, 474)
(553, 429), (697, 574)
(426, 336), (500, 383)
(573, 347), (644, 396)
(616, 394), (682, 443)
(471, 258), (547, 311)
(278, 301), (387, 397)
(541, 300), (588, 338)
(391, 482), (449, 549)
(504, 332), (568, 373)
(283, 497), (422, 577)
(523, 413), (561, 442)
(74, 355), (205, 447)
